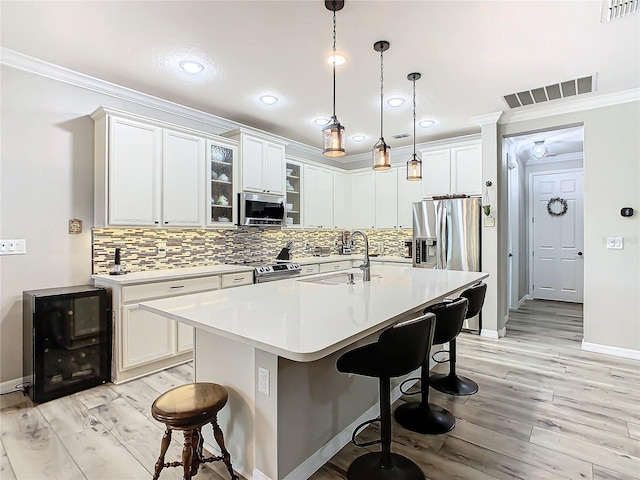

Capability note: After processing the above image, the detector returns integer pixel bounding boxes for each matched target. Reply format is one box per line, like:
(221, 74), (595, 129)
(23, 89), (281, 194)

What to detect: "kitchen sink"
(298, 272), (381, 285)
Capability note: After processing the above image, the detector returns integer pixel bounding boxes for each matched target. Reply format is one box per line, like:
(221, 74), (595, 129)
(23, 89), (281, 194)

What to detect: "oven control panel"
(257, 263), (301, 274)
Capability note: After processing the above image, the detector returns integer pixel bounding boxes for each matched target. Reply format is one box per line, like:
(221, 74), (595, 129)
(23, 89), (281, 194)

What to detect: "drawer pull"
(232, 278), (243, 282)
(169, 285), (185, 290)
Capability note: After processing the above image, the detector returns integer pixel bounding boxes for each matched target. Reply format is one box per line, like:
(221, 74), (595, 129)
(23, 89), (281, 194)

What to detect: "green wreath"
(547, 197), (568, 216)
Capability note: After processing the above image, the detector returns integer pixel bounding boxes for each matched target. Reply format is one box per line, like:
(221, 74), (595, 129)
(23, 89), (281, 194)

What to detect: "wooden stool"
(151, 382), (238, 480)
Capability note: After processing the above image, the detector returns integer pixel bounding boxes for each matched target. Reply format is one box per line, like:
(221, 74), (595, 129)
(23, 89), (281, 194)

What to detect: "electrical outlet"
(156, 241), (167, 257)
(258, 367), (270, 395)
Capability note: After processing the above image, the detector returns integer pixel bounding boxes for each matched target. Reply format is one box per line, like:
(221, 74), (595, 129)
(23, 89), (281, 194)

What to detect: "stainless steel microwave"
(238, 192), (285, 227)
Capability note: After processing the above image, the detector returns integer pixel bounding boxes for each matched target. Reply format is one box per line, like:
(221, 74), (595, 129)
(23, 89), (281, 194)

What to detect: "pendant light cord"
(412, 77), (416, 156)
(379, 47), (384, 139)
(332, 5), (337, 119)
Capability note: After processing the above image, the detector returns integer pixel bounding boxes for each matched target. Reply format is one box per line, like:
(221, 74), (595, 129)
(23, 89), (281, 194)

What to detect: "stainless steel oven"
(254, 263), (302, 283)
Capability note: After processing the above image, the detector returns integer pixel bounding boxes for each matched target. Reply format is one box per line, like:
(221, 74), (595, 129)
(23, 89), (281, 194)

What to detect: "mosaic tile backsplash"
(92, 227), (412, 273)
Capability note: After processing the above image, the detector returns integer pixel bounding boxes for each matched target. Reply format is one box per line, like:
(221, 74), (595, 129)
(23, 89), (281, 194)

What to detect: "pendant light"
(322, 0), (346, 157)
(406, 72), (422, 181)
(531, 140), (548, 160)
(372, 40), (391, 170)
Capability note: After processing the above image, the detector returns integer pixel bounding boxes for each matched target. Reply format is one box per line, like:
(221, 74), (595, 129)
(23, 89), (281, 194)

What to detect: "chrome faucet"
(351, 230), (371, 281)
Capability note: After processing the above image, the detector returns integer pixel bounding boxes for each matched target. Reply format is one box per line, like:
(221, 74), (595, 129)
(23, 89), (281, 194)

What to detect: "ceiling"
(1, 1), (638, 161)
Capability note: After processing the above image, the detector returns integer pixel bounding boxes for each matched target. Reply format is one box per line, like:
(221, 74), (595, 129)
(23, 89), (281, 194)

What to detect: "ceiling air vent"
(603, 0), (638, 22)
(502, 74), (597, 109)
(391, 133), (411, 139)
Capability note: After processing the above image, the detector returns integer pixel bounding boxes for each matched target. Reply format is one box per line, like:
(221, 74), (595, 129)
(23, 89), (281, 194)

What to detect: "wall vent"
(603, 0), (638, 22)
(502, 74), (597, 109)
(391, 133), (411, 139)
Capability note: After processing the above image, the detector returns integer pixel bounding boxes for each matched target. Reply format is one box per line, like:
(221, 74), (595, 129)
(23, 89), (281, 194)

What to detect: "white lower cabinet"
(319, 261), (352, 273)
(300, 264), (320, 276)
(122, 305), (175, 369)
(95, 270), (255, 384)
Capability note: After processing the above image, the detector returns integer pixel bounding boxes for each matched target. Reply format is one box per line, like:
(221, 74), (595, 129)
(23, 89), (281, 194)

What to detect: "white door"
(121, 305), (175, 370)
(241, 136), (265, 192)
(397, 167), (422, 229)
(531, 170), (584, 302)
(421, 149), (451, 198)
(333, 172), (351, 228)
(316, 168), (334, 228)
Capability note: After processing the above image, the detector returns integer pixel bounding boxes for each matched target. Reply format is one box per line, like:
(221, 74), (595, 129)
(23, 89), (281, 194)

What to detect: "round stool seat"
(152, 383), (228, 430)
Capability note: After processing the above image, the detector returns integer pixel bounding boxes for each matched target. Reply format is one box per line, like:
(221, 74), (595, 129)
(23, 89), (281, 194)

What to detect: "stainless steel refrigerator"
(413, 196), (482, 333)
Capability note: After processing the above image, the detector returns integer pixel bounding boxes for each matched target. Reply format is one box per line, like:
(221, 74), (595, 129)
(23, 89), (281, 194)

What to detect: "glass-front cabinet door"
(206, 139), (238, 227)
(285, 160), (302, 228)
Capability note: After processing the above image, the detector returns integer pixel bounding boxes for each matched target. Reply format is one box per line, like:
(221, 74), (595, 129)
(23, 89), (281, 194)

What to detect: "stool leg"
(430, 339), (479, 396)
(153, 428), (172, 480)
(190, 428), (201, 477)
(182, 430), (195, 480)
(379, 376), (392, 469)
(211, 416), (238, 480)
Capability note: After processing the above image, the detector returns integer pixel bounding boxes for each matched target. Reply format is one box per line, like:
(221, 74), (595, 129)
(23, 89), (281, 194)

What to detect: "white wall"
(500, 101), (640, 353)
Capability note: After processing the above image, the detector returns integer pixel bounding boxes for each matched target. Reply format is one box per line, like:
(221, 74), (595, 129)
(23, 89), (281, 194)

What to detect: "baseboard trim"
(498, 327), (506, 338)
(280, 376), (419, 480)
(581, 341), (640, 360)
(518, 295), (531, 307)
(480, 329), (499, 339)
(0, 376), (30, 395)
(251, 469), (272, 480)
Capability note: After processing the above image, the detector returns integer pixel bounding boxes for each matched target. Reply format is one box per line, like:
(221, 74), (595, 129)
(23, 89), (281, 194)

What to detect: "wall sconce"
(483, 181), (492, 217)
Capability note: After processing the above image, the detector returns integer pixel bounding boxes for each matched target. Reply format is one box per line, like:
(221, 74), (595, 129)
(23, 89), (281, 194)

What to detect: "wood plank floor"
(2, 300), (639, 480)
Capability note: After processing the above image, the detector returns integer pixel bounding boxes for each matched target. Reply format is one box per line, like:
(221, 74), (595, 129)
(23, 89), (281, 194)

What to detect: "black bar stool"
(336, 313), (435, 480)
(394, 297), (468, 435)
(430, 282), (487, 396)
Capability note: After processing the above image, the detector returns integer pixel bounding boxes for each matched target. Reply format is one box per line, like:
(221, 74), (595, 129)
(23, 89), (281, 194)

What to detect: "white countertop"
(140, 266), (487, 362)
(92, 264), (254, 285)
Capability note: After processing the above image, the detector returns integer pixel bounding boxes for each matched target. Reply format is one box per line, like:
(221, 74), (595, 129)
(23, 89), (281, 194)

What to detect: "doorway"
(504, 125), (585, 310)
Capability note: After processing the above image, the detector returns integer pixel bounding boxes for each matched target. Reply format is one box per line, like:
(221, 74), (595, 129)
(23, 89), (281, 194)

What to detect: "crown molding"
(524, 151), (583, 165)
(0, 47), (328, 162)
(501, 88), (640, 124)
(472, 111), (503, 126)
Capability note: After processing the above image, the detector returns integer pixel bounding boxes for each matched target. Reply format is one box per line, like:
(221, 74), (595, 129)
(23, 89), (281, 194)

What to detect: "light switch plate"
(0, 239), (26, 255)
(258, 367), (270, 395)
(606, 237), (623, 249)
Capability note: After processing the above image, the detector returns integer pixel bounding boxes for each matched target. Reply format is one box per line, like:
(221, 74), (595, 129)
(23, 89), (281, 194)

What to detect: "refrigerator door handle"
(438, 204), (447, 269)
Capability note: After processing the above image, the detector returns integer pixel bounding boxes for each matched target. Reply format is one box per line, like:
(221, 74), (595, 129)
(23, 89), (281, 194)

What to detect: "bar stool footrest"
(351, 417), (382, 447)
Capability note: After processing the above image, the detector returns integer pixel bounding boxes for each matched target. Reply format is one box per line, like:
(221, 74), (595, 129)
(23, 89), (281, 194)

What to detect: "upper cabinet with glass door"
(206, 139), (238, 227)
(285, 160), (302, 227)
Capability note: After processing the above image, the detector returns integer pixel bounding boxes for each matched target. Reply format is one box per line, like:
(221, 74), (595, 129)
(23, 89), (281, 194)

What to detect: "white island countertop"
(140, 266), (487, 362)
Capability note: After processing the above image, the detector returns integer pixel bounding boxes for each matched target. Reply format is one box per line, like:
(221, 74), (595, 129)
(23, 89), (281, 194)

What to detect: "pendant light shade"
(372, 40), (391, 170)
(323, 0), (345, 157)
(406, 72), (422, 181)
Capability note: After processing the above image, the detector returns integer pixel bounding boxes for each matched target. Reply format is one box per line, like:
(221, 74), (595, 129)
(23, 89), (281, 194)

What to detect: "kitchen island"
(140, 265), (487, 480)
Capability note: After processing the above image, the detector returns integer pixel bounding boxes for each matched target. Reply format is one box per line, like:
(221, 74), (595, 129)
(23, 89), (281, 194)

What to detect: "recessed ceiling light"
(179, 60), (204, 74)
(328, 54), (345, 66)
(351, 134), (366, 142)
(419, 120), (435, 128)
(387, 98), (405, 107)
(260, 95), (279, 105)
(314, 117), (330, 126)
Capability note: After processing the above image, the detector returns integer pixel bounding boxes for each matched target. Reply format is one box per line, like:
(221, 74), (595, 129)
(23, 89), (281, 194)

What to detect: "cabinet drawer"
(319, 261), (352, 273)
(221, 271), (254, 288)
(122, 276), (221, 303)
(300, 264), (320, 276)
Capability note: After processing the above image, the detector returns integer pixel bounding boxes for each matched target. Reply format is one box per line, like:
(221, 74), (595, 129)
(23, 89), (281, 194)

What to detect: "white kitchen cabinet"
(318, 260), (352, 273)
(122, 305), (175, 369)
(93, 107), (235, 229)
(101, 115), (162, 226)
(285, 160), (302, 228)
(421, 142), (482, 198)
(333, 171), (351, 229)
(375, 169), (398, 229)
(224, 129), (287, 195)
(177, 322), (195, 353)
(303, 165), (334, 229)
(397, 166), (422, 229)
(207, 139), (239, 227)
(162, 129), (205, 226)
(351, 171), (376, 229)
(299, 264), (321, 276)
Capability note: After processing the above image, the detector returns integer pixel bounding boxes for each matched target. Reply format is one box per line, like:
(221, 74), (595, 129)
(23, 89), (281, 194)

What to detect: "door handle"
(577, 251), (583, 256)
(508, 253), (513, 257)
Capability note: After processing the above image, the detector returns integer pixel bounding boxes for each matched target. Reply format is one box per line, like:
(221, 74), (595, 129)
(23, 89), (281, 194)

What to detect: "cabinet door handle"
(232, 277), (244, 282)
(169, 285), (185, 290)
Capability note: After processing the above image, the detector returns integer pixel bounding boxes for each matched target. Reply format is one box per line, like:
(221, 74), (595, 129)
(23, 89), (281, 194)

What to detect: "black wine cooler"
(23, 285), (112, 403)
